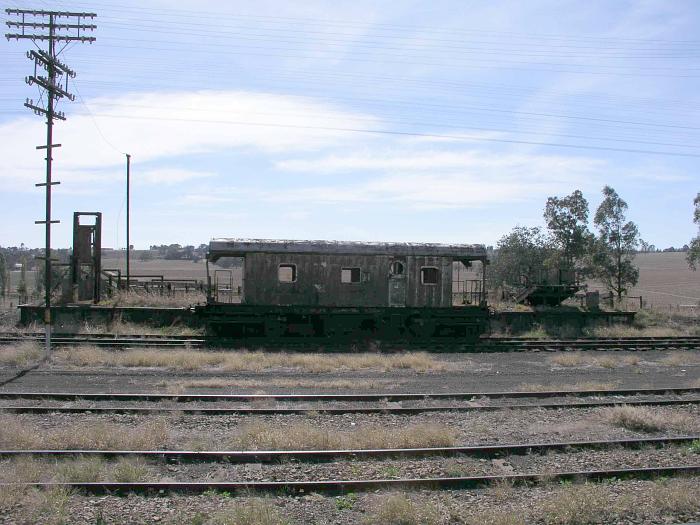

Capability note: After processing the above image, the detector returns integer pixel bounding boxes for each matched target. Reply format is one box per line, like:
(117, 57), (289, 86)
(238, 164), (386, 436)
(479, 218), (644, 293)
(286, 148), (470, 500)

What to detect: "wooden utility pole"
(5, 8), (96, 355)
(126, 153), (131, 291)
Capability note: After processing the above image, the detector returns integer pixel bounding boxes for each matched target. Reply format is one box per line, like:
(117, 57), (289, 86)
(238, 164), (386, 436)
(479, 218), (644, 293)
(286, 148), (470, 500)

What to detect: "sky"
(0, 0), (698, 250)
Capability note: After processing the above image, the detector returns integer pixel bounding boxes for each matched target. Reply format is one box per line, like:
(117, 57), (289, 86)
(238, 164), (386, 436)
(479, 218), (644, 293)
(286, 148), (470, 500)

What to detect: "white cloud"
(272, 149), (605, 208)
(178, 148), (606, 210)
(276, 149), (604, 176)
(0, 90), (380, 190)
(137, 168), (216, 185)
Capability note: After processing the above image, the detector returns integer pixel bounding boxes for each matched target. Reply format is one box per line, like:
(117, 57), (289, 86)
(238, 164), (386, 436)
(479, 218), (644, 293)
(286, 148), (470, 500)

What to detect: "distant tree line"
(146, 243), (208, 262)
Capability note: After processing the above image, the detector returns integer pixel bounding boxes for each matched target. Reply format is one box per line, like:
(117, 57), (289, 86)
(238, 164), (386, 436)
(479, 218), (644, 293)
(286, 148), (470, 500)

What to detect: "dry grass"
(657, 351), (700, 366)
(548, 352), (640, 369)
(164, 377), (396, 392)
(209, 498), (289, 525)
(602, 405), (695, 433)
(225, 421), (456, 451)
(649, 477), (700, 514)
(0, 456), (152, 485)
(0, 415), (169, 450)
(548, 353), (587, 367)
(585, 325), (691, 337)
(517, 381), (619, 392)
(0, 341), (43, 366)
(100, 289), (206, 307)
(486, 479), (516, 503)
(459, 509), (526, 525)
(538, 482), (624, 525)
(24, 486), (73, 525)
(0, 483), (73, 525)
(364, 493), (440, 525)
(77, 320), (202, 336)
(537, 478), (700, 524)
(51, 346), (445, 372)
(112, 457), (152, 482)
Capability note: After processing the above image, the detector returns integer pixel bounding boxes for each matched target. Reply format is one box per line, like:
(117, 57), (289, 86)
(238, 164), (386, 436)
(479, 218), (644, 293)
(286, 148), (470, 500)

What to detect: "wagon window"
(421, 267), (439, 285)
(341, 267), (361, 283)
(278, 264), (297, 283)
(390, 261), (404, 275)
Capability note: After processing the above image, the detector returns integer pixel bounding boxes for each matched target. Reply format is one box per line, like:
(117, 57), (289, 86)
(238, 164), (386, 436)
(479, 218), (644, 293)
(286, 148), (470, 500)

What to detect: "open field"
(587, 252), (700, 310)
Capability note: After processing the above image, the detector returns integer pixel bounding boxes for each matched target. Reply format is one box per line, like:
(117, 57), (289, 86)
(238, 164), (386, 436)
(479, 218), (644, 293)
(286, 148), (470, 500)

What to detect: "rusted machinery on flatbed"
(196, 239), (489, 345)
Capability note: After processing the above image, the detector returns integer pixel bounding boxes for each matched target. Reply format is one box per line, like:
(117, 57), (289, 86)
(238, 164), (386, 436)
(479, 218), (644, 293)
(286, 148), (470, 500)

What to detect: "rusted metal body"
(207, 239), (487, 308)
(199, 239), (489, 345)
(513, 268), (582, 306)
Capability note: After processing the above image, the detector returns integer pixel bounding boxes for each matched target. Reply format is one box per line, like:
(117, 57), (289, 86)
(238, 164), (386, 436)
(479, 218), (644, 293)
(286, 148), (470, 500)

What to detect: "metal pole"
(126, 153), (131, 291)
(44, 13), (55, 356)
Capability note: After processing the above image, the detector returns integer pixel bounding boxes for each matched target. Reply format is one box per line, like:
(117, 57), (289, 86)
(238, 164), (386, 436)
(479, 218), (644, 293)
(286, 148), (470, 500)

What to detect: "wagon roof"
(208, 238), (487, 259)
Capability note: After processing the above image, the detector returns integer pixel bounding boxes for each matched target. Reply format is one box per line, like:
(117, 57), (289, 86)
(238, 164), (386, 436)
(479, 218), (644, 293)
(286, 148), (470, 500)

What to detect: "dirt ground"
(2, 349), (698, 394)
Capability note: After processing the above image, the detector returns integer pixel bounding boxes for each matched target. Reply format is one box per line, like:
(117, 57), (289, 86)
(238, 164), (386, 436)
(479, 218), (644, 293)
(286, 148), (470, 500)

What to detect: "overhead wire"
(80, 112), (700, 158)
(2, 0), (697, 161)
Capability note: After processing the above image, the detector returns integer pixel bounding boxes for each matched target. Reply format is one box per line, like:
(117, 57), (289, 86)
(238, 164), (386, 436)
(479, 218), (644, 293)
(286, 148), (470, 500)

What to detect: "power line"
(71, 100), (699, 150)
(85, 112), (700, 158)
(51, 0), (700, 46)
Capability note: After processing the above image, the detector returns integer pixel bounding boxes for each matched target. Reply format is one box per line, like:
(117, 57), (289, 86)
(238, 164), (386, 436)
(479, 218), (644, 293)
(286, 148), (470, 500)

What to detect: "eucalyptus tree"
(590, 186), (640, 301)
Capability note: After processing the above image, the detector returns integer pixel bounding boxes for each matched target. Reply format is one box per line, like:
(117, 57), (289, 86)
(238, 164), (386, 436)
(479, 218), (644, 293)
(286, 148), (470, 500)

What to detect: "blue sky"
(1, 0), (698, 249)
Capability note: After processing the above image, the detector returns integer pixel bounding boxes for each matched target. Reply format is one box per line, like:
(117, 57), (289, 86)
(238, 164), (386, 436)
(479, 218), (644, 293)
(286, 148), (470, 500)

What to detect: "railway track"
(1, 387), (698, 414)
(1, 388), (698, 504)
(0, 435), (696, 462)
(2, 398), (698, 414)
(1, 332), (699, 350)
(1, 386), (697, 401)
(4, 465), (699, 495)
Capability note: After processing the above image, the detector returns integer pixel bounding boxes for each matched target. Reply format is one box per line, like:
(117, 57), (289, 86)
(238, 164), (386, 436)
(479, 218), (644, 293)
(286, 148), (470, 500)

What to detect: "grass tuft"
(658, 351), (700, 366)
(166, 377), (394, 391)
(517, 381), (618, 392)
(602, 405), (694, 433)
(0, 415), (169, 450)
(538, 482), (615, 525)
(363, 493), (439, 525)
(548, 353), (640, 369)
(226, 421), (456, 451)
(209, 498), (288, 525)
(100, 290), (206, 308)
(0, 341), (43, 366)
(51, 347), (445, 372)
(111, 457), (151, 482)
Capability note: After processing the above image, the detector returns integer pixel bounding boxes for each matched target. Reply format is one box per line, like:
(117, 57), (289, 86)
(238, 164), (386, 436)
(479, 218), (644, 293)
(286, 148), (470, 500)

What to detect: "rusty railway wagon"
(196, 239), (489, 346)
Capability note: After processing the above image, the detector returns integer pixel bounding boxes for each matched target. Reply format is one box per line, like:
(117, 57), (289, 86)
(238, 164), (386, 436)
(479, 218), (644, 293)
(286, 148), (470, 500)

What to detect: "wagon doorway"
(388, 259), (407, 307)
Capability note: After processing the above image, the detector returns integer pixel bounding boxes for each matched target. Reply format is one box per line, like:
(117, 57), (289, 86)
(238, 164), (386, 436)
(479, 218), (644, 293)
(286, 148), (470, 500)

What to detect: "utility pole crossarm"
(6, 8), (96, 17)
(7, 21), (97, 30)
(6, 33), (96, 42)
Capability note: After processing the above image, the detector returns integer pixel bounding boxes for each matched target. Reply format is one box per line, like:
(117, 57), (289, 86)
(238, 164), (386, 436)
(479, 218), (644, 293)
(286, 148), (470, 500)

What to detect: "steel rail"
(1, 386), (698, 402)
(4, 465), (699, 495)
(6, 333), (698, 342)
(2, 398), (699, 415)
(0, 436), (696, 463)
(1, 333), (699, 351)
